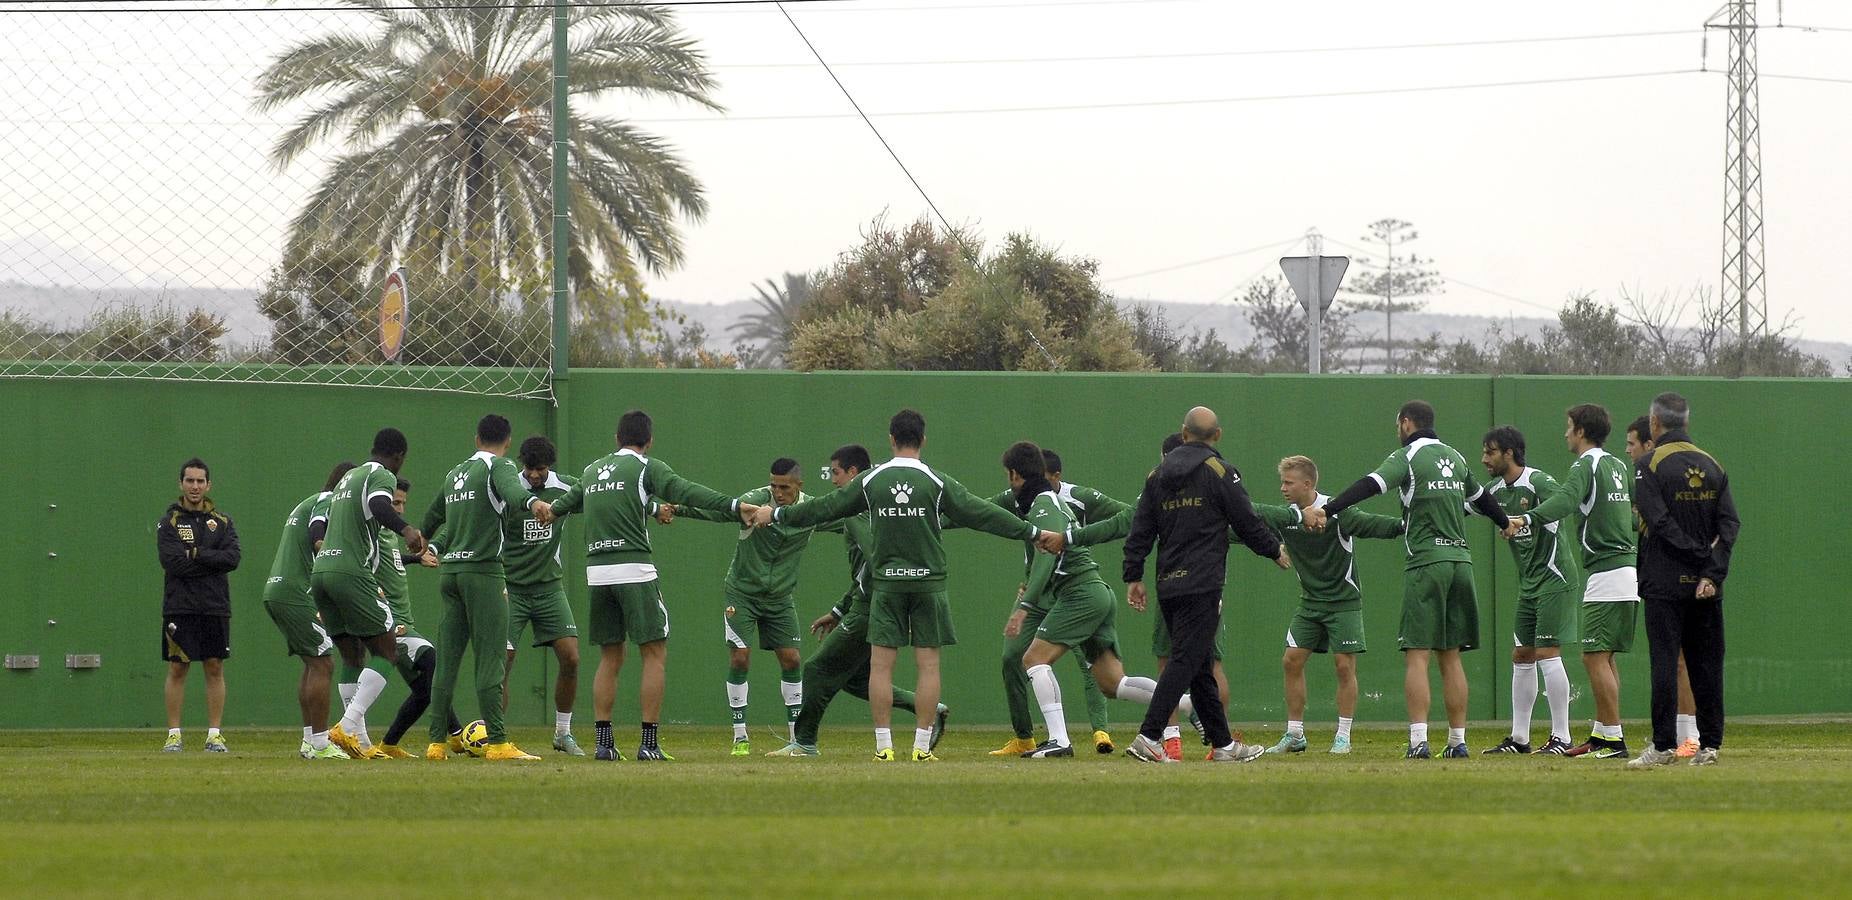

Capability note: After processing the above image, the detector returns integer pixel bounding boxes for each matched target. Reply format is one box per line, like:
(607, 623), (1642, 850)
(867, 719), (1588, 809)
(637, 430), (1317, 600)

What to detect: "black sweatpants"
(1644, 592), (1726, 751)
(1139, 590), (1230, 747)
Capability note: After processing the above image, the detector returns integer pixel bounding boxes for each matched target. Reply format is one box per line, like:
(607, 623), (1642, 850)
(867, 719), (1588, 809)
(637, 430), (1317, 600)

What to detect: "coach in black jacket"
(1122, 406), (1289, 763)
(1630, 393), (1739, 768)
(156, 457), (241, 752)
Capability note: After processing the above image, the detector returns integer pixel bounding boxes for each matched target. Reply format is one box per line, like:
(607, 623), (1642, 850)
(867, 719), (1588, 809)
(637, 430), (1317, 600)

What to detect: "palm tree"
(730, 272), (811, 366)
(255, 0), (719, 291)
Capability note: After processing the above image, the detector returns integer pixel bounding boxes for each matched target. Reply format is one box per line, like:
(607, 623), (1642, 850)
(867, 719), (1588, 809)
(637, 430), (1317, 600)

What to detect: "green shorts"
(868, 589), (955, 648)
(508, 585), (578, 649)
(1515, 588), (1575, 649)
(1034, 579), (1120, 661)
(1398, 561), (1479, 651)
(1152, 611), (1224, 660)
(1286, 606), (1366, 654)
(262, 596), (334, 658)
(589, 580), (670, 647)
(309, 571), (394, 639)
(723, 589), (799, 651)
(1580, 601), (1639, 653)
(393, 624), (432, 680)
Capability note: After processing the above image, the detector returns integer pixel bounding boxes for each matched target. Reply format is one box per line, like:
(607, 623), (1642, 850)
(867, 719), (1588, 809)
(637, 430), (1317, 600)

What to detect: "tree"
(1342, 218), (1441, 373)
(1228, 276), (1359, 373)
(255, 0), (719, 294)
(729, 272), (812, 367)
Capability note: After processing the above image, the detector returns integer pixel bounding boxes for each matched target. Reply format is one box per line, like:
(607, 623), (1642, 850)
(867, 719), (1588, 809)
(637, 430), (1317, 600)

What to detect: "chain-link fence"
(0, 1), (583, 398)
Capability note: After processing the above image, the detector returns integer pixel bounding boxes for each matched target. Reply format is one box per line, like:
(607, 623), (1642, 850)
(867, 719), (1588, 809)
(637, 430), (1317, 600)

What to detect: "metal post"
(550, 0), (571, 392)
(1307, 229), (1323, 375)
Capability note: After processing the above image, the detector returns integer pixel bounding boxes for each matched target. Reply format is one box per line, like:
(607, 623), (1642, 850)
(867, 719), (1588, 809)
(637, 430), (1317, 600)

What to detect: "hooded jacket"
(1122, 442), (1283, 599)
(156, 498), (241, 617)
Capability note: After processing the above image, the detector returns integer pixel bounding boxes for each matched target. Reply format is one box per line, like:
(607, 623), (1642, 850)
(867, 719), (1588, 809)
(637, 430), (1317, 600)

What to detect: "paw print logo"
(1612, 470), (1627, 491)
(1685, 466), (1705, 489)
(1436, 457), (1455, 479)
(453, 473), (467, 491)
(891, 482), (914, 505)
(597, 465), (616, 481)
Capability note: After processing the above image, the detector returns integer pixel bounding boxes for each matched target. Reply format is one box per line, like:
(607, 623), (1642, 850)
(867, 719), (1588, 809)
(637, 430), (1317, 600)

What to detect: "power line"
(1102, 237), (1301, 284)
(0, 0), (868, 11)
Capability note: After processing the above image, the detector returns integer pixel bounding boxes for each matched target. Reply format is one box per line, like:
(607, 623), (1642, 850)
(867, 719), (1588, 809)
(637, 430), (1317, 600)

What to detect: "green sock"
(727, 667), (748, 740)
(780, 669), (803, 742)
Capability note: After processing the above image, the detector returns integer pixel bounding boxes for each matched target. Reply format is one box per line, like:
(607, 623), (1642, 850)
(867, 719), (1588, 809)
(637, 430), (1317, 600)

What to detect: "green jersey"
(265, 491), (331, 602)
(987, 482), (1129, 528)
(1018, 490), (1104, 612)
(832, 513), (874, 618)
(1523, 447), (1638, 575)
(548, 448), (738, 582)
(1254, 496), (1403, 609)
(312, 461), (399, 578)
(421, 450), (537, 575)
(684, 485), (830, 602)
(1068, 498), (1134, 547)
(1487, 468), (1581, 597)
(775, 456), (1037, 594)
(503, 471), (575, 588)
(1369, 436), (1489, 569)
(377, 529), (414, 628)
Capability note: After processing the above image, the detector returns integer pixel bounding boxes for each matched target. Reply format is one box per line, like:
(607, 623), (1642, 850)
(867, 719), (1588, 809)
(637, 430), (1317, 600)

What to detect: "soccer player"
(677, 457), (825, 755)
(419, 414), (551, 762)
(1251, 455), (1404, 755)
(1626, 415), (1700, 757)
(547, 409), (749, 762)
(988, 449), (1121, 757)
(1510, 404), (1640, 759)
(1476, 429), (1580, 756)
(1304, 400), (1512, 759)
(999, 442), (1176, 758)
(262, 461), (353, 759)
(311, 428), (426, 760)
(752, 409), (1050, 762)
(376, 478), (464, 758)
(766, 444), (947, 758)
(501, 436), (586, 756)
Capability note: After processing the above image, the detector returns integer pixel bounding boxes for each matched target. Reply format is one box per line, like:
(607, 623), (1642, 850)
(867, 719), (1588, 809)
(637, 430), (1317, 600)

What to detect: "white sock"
(782, 680), (804, 742)
(1286, 720), (1305, 738)
(1539, 657), (1572, 742)
(555, 711), (572, 737)
(207, 727), (221, 739)
(1510, 662), (1538, 742)
(874, 727), (893, 752)
(1677, 714), (1698, 744)
(338, 681), (358, 708)
(1113, 675), (1155, 704)
(732, 720), (748, 741)
(914, 727), (933, 753)
(1409, 723), (1428, 747)
(1447, 726), (1465, 747)
(341, 668), (388, 736)
(1336, 717), (1353, 740)
(310, 730), (330, 750)
(1176, 693), (1195, 716)
(168, 728), (181, 738)
(301, 727), (313, 742)
(1028, 664), (1070, 746)
(1162, 725), (1182, 740)
(727, 680), (749, 740)
(1595, 721), (1622, 740)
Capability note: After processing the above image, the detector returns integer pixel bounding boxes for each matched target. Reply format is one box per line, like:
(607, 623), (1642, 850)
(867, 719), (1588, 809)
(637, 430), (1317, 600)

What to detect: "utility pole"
(1706, 0), (1768, 347)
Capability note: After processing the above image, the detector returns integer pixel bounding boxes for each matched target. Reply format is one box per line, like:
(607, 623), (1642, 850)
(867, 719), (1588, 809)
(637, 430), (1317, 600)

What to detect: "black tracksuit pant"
(1140, 590), (1230, 747)
(1644, 592), (1726, 751)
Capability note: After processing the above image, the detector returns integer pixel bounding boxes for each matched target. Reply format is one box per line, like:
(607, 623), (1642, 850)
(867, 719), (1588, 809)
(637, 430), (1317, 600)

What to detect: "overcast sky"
(4, 0), (1851, 341)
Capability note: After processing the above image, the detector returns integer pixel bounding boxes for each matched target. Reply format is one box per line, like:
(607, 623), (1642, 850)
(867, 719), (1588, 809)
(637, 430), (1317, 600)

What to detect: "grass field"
(4, 722), (1849, 898)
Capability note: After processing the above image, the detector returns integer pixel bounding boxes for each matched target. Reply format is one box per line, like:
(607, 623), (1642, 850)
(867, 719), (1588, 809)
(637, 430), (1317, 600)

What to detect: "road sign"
(380, 268), (408, 362)
(1280, 255), (1349, 312)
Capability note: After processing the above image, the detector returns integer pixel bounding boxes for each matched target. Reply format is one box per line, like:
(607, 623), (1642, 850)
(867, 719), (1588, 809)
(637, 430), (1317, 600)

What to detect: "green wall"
(3, 372), (1843, 733)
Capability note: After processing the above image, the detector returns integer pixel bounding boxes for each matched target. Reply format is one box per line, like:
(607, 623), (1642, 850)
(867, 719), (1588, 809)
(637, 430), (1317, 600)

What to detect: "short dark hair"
(1041, 449), (1063, 475)
(1001, 441), (1045, 479)
(372, 427), (408, 458)
(324, 461), (357, 492)
(831, 444), (871, 474)
(477, 414), (512, 446)
(1482, 426), (1526, 468)
(179, 457), (209, 480)
(395, 477), (412, 493)
(1161, 432), (1185, 455)
(1652, 392), (1689, 431)
(770, 457), (801, 477)
(1627, 415), (1653, 443)
(889, 409), (925, 449)
(617, 409), (652, 448)
(518, 436), (556, 470)
(1398, 400), (1436, 432)
(1566, 403), (1611, 447)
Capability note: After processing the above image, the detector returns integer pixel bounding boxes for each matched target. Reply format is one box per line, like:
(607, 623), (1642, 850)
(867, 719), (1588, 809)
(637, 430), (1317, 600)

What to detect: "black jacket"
(1122, 442), (1282, 599)
(156, 499), (241, 617)
(1635, 431), (1739, 599)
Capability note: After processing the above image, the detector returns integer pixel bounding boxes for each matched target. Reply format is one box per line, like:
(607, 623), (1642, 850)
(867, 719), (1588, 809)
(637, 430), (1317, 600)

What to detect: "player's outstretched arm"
(646, 458), (740, 515)
(681, 487), (765, 523)
(1523, 459), (1588, 527)
(775, 473), (867, 529)
(1069, 501), (1133, 548)
(1338, 507), (1406, 539)
(1074, 484), (1131, 521)
(548, 476), (587, 518)
(941, 473), (1037, 541)
(1120, 475), (1161, 583)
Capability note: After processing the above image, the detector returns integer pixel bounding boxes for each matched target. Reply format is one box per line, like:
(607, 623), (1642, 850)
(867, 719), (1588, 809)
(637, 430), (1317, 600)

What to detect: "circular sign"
(380, 268), (409, 362)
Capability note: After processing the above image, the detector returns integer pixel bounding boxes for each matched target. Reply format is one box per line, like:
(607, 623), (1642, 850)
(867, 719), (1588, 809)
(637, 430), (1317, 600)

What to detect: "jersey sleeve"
(1251, 502), (1300, 531)
(682, 486), (766, 523)
(1337, 506), (1404, 539)
(941, 472), (1037, 541)
(1070, 502), (1133, 547)
(1527, 459), (1588, 525)
(419, 489), (447, 543)
(776, 474), (868, 528)
(1368, 448), (1410, 494)
(365, 466), (397, 506)
(549, 470), (589, 517)
(645, 459), (738, 514)
(1075, 485), (1131, 521)
(490, 458), (536, 515)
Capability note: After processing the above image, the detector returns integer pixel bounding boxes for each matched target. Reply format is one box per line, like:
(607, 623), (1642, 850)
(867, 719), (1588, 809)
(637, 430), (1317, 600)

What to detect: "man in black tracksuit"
(1629, 392), (1739, 768)
(1121, 406), (1289, 763)
(156, 457), (241, 752)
